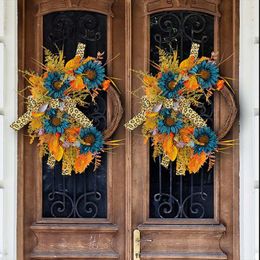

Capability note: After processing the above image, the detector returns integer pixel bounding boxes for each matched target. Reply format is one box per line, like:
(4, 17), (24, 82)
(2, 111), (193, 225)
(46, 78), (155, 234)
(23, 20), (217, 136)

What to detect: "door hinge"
(133, 229), (141, 260)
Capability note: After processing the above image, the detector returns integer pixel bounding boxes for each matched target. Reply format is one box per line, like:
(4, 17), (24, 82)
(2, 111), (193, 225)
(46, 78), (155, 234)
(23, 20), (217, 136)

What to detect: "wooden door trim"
(30, 0), (116, 225)
(124, 0), (133, 259)
(36, 0), (115, 16)
(138, 224), (227, 259)
(142, 0), (222, 226)
(17, 0), (126, 259)
(131, 0), (240, 259)
(17, 0), (26, 259)
(144, 0), (221, 16)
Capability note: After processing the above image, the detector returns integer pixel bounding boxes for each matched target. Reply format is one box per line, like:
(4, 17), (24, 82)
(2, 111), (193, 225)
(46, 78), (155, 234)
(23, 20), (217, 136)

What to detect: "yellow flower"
(30, 112), (44, 130)
(143, 75), (160, 98)
(65, 56), (82, 72)
(179, 56), (195, 73)
(29, 75), (47, 98)
(144, 112), (158, 130)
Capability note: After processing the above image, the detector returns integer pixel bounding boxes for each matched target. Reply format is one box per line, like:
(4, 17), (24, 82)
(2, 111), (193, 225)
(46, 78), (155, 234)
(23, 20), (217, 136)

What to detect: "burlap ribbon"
(10, 96), (93, 131)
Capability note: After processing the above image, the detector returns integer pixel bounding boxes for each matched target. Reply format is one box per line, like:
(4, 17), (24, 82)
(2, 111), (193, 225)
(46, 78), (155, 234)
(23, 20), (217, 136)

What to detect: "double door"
(18, 0), (239, 259)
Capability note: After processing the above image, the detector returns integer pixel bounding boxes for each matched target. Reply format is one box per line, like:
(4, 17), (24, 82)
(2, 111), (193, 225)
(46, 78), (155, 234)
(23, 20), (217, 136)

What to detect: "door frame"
(16, 0), (240, 259)
(17, 0), (126, 259)
(126, 0), (240, 259)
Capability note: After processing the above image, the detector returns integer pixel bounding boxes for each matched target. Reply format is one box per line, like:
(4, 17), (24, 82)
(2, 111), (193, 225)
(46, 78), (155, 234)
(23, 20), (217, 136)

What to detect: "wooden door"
(130, 1), (239, 259)
(18, 0), (126, 259)
(17, 0), (239, 259)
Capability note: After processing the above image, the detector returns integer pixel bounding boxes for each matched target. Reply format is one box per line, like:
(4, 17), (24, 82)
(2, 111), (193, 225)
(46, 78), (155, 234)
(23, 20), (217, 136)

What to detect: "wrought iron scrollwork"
(78, 14), (102, 41)
(44, 11), (107, 60)
(150, 11), (214, 68)
(151, 148), (214, 219)
(46, 14), (74, 44)
(43, 157), (107, 218)
(42, 11), (108, 218)
(150, 11), (214, 219)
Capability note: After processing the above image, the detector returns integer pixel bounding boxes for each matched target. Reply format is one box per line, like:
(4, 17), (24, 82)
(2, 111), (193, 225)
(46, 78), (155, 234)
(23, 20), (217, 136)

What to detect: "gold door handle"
(133, 229), (141, 260)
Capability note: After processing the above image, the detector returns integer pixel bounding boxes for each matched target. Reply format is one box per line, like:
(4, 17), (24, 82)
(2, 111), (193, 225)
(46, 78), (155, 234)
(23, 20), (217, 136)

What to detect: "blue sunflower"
(189, 60), (219, 89)
(44, 109), (70, 134)
(194, 127), (218, 154)
(80, 127), (104, 154)
(158, 71), (183, 99)
(158, 108), (183, 134)
(75, 60), (105, 90)
(44, 72), (70, 99)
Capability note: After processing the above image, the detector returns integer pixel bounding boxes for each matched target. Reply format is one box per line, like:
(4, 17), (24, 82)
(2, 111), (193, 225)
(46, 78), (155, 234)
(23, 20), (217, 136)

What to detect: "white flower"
(74, 141), (80, 148)
(59, 102), (65, 111)
(173, 102), (179, 111)
(153, 103), (162, 112)
(38, 103), (48, 113)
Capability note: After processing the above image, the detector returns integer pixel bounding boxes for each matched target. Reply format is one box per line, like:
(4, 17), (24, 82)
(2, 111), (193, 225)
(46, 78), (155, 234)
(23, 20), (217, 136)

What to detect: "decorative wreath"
(125, 43), (237, 175)
(11, 43), (120, 175)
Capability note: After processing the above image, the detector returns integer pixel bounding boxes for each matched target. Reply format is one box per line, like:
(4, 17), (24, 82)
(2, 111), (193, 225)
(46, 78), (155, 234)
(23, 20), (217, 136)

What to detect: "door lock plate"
(133, 229), (141, 260)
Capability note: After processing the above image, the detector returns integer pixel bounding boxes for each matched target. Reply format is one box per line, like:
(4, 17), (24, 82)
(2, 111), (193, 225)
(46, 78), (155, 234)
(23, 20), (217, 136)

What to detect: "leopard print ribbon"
(47, 154), (56, 168)
(161, 155), (171, 168)
(125, 96), (207, 131)
(178, 98), (207, 127)
(10, 96), (93, 131)
(176, 157), (186, 175)
(64, 99), (93, 128)
(76, 42), (86, 58)
(62, 159), (72, 176)
(124, 96), (156, 130)
(190, 42), (200, 59)
(10, 96), (43, 131)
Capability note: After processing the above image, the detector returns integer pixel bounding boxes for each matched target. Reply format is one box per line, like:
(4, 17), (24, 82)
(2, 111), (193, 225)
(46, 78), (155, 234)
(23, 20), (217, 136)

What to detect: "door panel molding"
(145, 0), (221, 16)
(124, 0), (133, 258)
(30, 224), (119, 259)
(36, 0), (115, 16)
(138, 224), (227, 259)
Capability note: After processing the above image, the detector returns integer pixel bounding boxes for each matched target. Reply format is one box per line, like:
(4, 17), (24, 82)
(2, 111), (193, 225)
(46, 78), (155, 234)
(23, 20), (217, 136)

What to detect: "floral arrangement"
(125, 43), (234, 175)
(11, 43), (119, 175)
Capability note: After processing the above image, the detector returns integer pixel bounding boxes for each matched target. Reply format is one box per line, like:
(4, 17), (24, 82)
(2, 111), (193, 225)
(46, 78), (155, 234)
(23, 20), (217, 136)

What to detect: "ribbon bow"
(125, 96), (207, 130)
(10, 96), (93, 131)
(125, 96), (207, 168)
